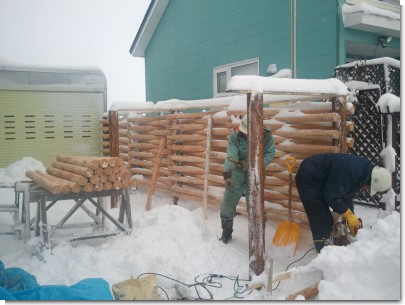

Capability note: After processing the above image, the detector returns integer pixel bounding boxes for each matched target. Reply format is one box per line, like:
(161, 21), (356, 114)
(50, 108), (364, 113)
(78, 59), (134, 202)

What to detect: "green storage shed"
(0, 63), (107, 167)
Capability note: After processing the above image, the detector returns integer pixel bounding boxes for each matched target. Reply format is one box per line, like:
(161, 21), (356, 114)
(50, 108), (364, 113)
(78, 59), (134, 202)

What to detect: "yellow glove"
(343, 209), (360, 237)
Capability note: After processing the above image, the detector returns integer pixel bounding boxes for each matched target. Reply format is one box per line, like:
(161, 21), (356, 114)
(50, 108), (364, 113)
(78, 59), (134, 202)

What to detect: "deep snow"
(0, 157), (401, 300)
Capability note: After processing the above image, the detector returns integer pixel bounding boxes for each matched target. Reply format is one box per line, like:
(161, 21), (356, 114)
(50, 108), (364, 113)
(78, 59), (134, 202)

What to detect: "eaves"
(129, 0), (169, 57)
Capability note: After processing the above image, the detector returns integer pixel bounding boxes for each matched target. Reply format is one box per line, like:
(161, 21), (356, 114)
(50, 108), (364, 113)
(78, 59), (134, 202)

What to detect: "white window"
(213, 58), (259, 97)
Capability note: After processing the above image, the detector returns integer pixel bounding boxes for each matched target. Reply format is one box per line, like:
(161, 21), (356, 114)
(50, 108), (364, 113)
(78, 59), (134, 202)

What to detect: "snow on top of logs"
(226, 76), (349, 96)
(376, 93), (400, 113)
(275, 109), (305, 118)
(110, 78), (350, 113)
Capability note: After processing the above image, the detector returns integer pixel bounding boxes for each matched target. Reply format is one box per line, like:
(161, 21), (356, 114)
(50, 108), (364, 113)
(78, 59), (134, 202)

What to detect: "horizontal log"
(273, 128), (340, 140)
(128, 125), (159, 132)
(127, 116), (166, 123)
(56, 155), (99, 170)
(130, 151), (160, 158)
(129, 134), (161, 141)
(168, 165), (205, 175)
(210, 139), (228, 148)
(170, 123), (205, 131)
(275, 112), (339, 123)
(130, 159), (168, 168)
(167, 111), (217, 120)
(271, 185), (299, 197)
(35, 170), (82, 193)
(289, 122), (333, 130)
(266, 163), (285, 172)
(265, 176), (288, 186)
(278, 142), (340, 154)
(169, 155), (206, 163)
(33, 173), (67, 193)
(147, 129), (168, 136)
(130, 143), (158, 149)
(46, 166), (88, 186)
(167, 134), (206, 142)
(270, 200), (306, 213)
(26, 171), (62, 194)
(83, 183), (95, 192)
(89, 175), (100, 184)
(266, 206), (308, 224)
(168, 144), (206, 152)
(168, 175), (204, 185)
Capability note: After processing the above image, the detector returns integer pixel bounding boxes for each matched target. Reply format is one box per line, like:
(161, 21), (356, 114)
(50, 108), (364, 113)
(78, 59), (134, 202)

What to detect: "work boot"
(313, 236), (331, 253)
(219, 218), (233, 244)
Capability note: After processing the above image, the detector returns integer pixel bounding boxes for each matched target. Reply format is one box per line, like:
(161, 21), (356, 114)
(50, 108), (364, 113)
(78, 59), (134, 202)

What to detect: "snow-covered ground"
(0, 158), (400, 300)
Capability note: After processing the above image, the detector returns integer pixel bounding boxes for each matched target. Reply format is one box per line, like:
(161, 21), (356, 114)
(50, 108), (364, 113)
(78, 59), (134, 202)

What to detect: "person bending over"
(295, 153), (391, 253)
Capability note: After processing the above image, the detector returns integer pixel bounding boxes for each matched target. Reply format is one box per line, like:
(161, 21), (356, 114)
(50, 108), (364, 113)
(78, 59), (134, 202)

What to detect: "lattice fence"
(335, 59), (400, 209)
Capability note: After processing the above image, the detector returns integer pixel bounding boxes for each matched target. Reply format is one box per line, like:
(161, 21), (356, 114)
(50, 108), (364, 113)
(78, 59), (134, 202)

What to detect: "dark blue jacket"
(295, 153), (374, 214)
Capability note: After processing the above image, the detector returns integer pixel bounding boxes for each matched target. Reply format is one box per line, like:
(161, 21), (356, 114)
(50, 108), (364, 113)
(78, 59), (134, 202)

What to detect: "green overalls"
(220, 127), (276, 220)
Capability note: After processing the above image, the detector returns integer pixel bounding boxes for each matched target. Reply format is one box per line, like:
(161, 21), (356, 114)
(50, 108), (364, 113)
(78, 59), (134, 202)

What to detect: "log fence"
(101, 97), (353, 230)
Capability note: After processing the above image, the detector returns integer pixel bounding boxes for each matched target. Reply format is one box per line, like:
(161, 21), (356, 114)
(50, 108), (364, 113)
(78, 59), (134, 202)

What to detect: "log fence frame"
(103, 89), (350, 277)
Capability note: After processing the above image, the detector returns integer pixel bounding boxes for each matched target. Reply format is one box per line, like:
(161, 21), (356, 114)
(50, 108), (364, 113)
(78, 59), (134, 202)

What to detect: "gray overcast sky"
(0, 0), (150, 108)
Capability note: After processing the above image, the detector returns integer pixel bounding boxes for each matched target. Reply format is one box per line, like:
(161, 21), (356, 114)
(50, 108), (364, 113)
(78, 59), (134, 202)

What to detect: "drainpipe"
(291, 0), (296, 78)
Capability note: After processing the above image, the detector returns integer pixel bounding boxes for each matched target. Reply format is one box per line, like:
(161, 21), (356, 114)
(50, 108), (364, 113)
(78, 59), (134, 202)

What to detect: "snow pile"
(376, 93), (400, 113)
(0, 157), (45, 183)
(305, 212), (400, 300)
(0, 157), (401, 300)
(226, 76), (349, 96)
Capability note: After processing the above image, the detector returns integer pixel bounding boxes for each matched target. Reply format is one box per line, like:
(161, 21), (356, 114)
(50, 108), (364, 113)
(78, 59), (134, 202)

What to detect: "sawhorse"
(15, 181), (132, 249)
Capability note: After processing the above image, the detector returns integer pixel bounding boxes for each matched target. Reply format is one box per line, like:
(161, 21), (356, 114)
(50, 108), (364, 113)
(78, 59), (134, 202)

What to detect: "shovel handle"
(285, 157), (296, 174)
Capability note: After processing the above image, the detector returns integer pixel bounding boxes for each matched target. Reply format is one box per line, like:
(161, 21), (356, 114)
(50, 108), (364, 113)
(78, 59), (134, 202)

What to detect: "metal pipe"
(291, 0), (297, 78)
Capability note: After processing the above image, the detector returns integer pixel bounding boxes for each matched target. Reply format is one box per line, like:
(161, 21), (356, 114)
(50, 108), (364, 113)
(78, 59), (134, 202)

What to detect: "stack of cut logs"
(25, 155), (132, 195)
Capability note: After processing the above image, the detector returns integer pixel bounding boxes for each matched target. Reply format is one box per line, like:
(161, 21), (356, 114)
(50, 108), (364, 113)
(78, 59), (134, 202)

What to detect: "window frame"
(213, 58), (259, 97)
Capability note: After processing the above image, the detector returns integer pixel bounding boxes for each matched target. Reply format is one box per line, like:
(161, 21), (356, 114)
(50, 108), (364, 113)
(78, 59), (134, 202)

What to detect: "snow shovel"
(272, 156), (300, 255)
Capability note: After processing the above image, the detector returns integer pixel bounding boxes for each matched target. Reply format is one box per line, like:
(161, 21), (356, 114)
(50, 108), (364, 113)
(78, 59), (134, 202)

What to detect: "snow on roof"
(345, 80), (381, 91)
(376, 93), (400, 113)
(342, 2), (400, 20)
(226, 76), (349, 96)
(110, 78), (350, 113)
(337, 57), (400, 69)
(110, 95), (243, 112)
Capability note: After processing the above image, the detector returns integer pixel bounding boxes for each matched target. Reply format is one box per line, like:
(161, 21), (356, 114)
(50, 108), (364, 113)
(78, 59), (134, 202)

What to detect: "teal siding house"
(130, 0), (400, 102)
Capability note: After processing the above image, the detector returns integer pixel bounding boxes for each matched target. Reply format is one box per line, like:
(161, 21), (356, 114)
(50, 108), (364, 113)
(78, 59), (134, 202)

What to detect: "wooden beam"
(247, 92), (266, 278)
(109, 110), (120, 208)
(145, 137), (166, 211)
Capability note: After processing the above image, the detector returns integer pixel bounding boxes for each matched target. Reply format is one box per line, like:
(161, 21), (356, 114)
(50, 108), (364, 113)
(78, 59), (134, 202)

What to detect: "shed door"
(0, 90), (104, 167)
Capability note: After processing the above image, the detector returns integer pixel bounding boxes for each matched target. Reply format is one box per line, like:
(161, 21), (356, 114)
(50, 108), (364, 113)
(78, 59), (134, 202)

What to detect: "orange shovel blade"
(272, 221), (300, 254)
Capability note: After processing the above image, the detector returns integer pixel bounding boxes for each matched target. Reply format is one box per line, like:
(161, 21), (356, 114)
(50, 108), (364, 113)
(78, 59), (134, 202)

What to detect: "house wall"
(144, 0), (338, 102)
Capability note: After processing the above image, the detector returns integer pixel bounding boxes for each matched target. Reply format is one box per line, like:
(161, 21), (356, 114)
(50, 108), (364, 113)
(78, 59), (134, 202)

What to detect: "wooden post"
(109, 110), (120, 208)
(202, 115), (212, 219)
(338, 96), (348, 153)
(145, 137), (166, 211)
(167, 111), (180, 205)
(391, 112), (399, 208)
(267, 258), (274, 294)
(286, 282), (320, 300)
(247, 92), (266, 278)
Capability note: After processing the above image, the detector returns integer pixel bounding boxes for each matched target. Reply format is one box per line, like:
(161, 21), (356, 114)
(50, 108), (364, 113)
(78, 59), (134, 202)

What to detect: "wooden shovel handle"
(285, 157), (296, 174)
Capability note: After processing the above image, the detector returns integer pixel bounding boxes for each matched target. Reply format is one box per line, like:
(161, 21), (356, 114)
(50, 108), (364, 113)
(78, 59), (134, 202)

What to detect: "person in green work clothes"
(219, 115), (276, 244)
